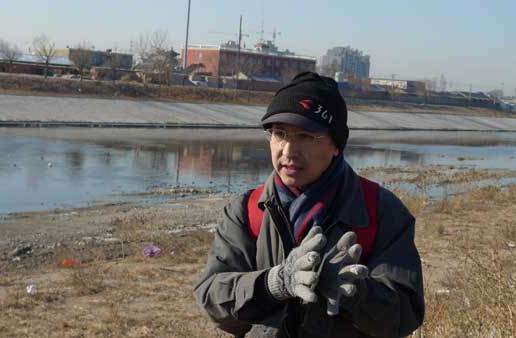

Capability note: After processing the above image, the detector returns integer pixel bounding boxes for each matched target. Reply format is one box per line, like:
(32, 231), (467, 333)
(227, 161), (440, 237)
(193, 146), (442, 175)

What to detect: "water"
(1, 128), (515, 214)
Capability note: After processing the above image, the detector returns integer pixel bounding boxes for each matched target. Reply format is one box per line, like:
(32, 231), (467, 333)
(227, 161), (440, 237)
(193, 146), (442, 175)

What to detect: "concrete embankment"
(1, 94), (515, 131)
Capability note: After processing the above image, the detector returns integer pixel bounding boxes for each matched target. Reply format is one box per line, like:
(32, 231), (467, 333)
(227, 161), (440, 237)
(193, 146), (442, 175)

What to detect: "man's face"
(269, 123), (339, 189)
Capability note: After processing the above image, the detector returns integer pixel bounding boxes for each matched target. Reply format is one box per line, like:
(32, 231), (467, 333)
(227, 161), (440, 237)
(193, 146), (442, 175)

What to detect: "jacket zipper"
(264, 199), (296, 249)
(264, 198), (296, 338)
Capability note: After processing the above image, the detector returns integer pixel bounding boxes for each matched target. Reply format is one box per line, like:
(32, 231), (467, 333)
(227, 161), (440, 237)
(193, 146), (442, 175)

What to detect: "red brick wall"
(219, 50), (315, 82)
(183, 49), (220, 76)
(182, 48), (315, 82)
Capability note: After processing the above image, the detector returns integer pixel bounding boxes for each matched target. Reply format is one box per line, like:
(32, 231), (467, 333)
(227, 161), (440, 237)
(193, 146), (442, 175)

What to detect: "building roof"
(454, 91), (492, 100)
(0, 52), (74, 67)
(186, 44), (316, 61)
(369, 84), (388, 92)
(249, 75), (281, 82)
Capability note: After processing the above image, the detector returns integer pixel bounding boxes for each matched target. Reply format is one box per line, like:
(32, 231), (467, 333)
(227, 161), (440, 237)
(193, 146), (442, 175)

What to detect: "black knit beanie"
(261, 71), (349, 150)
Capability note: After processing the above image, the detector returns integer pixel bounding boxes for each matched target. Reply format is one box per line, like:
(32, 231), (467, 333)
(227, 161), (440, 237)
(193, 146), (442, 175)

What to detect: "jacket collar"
(258, 159), (370, 229)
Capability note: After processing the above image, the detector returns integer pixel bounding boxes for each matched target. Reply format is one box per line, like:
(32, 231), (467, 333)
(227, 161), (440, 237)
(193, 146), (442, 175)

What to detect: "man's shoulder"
(223, 189), (257, 223)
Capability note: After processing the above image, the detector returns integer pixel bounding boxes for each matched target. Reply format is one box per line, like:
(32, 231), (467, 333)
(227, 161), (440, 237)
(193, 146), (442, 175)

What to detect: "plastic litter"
(26, 281), (37, 295)
(143, 245), (162, 258)
(62, 258), (81, 268)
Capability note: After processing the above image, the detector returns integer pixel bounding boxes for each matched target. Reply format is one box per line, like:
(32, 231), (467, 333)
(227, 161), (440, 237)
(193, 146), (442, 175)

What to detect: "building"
(182, 40), (316, 83)
(370, 78), (426, 93)
(55, 48), (133, 70)
(0, 52), (76, 76)
(320, 46), (370, 79)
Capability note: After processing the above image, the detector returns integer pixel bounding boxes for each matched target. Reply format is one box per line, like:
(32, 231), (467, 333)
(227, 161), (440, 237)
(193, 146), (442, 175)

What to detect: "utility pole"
(468, 83), (472, 106)
(260, 0), (265, 42)
(234, 15), (243, 98)
(391, 74), (396, 102)
(237, 15), (243, 78)
(182, 0), (191, 85)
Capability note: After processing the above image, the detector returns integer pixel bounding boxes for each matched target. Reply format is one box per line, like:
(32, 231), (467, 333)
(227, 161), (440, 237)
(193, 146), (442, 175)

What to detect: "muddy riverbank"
(2, 164), (515, 268)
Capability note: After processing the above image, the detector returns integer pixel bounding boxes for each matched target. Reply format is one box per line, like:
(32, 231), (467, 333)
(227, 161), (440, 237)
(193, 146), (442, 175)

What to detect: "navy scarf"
(273, 155), (345, 244)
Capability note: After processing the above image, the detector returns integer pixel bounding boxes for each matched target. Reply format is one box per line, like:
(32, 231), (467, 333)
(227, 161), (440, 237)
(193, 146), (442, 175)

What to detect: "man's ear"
(333, 147), (340, 157)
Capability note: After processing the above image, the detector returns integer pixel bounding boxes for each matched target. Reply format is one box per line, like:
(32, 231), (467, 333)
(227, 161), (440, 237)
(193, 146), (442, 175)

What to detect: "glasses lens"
(272, 129), (286, 141)
(264, 129), (272, 140)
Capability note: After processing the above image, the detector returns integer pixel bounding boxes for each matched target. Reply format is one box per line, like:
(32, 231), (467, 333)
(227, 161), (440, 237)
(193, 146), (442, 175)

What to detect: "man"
(194, 72), (424, 338)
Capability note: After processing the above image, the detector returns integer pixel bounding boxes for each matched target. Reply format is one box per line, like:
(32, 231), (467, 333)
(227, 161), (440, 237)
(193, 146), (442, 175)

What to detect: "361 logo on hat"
(299, 99), (334, 124)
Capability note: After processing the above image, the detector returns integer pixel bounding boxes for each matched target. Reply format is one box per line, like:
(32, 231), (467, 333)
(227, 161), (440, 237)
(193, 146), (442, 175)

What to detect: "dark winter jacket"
(194, 160), (424, 338)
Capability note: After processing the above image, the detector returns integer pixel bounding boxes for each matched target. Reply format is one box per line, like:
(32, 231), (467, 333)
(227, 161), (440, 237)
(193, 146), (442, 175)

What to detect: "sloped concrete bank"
(1, 94), (515, 131)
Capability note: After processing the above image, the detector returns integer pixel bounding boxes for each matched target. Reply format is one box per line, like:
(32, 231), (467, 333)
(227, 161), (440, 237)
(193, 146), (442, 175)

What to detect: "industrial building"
(55, 48), (133, 70)
(0, 52), (76, 76)
(370, 78), (426, 93)
(182, 40), (316, 84)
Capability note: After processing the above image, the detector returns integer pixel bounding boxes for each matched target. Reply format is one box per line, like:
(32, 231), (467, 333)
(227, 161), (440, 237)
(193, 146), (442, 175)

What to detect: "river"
(1, 128), (515, 214)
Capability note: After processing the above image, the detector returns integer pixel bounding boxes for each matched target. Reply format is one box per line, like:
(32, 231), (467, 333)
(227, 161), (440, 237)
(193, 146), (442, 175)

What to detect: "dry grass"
(69, 263), (106, 296)
(407, 184), (516, 337)
(420, 249), (516, 337)
(361, 166), (516, 188)
(0, 72), (273, 106)
(434, 185), (505, 214)
(391, 187), (429, 215)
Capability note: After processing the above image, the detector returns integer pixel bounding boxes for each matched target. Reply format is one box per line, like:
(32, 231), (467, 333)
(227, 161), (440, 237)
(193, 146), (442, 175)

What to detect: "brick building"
(55, 48), (133, 69)
(0, 53), (76, 76)
(182, 42), (315, 83)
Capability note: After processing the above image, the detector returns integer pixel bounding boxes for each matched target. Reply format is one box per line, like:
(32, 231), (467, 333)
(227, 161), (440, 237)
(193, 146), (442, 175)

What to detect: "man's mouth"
(281, 164), (303, 175)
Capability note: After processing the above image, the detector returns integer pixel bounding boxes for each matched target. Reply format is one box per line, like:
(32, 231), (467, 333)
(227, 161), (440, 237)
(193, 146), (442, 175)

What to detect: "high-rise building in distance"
(319, 46), (370, 80)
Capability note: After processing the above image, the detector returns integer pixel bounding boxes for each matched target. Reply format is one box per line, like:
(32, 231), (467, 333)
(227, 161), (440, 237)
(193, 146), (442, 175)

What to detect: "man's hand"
(267, 226), (327, 303)
(317, 231), (369, 316)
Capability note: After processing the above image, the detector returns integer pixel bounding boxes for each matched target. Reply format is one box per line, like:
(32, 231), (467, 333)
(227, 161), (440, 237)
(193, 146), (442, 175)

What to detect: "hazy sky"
(1, 0), (515, 93)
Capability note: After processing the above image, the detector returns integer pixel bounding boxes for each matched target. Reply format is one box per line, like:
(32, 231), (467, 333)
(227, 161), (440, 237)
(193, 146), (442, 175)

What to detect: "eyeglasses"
(264, 128), (327, 145)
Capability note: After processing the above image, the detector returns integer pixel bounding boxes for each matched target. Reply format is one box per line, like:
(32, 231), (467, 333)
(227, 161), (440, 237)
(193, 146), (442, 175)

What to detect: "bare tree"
(132, 33), (151, 66)
(0, 39), (20, 73)
(69, 42), (92, 84)
(439, 73), (447, 92)
(132, 30), (180, 87)
(33, 35), (56, 78)
(149, 30), (168, 52)
(424, 78), (438, 92)
(104, 49), (121, 84)
(131, 33), (152, 85)
(149, 31), (179, 86)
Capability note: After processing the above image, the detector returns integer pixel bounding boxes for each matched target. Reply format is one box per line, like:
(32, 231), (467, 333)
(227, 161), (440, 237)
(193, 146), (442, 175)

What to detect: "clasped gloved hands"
(267, 226), (327, 303)
(317, 231), (369, 316)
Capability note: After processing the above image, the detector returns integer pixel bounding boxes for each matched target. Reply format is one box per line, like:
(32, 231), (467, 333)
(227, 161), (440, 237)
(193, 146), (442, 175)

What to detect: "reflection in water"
(0, 129), (515, 214)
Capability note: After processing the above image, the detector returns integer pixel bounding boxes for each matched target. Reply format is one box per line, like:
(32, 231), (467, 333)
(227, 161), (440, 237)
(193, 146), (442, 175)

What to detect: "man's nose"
(281, 139), (301, 157)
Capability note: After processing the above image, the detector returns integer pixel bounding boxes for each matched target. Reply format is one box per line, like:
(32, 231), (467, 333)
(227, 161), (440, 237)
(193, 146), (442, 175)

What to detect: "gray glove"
(317, 231), (369, 316)
(267, 226), (327, 303)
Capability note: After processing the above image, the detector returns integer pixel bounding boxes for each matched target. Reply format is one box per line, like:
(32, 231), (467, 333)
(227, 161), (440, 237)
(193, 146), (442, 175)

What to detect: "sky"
(1, 0), (515, 94)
